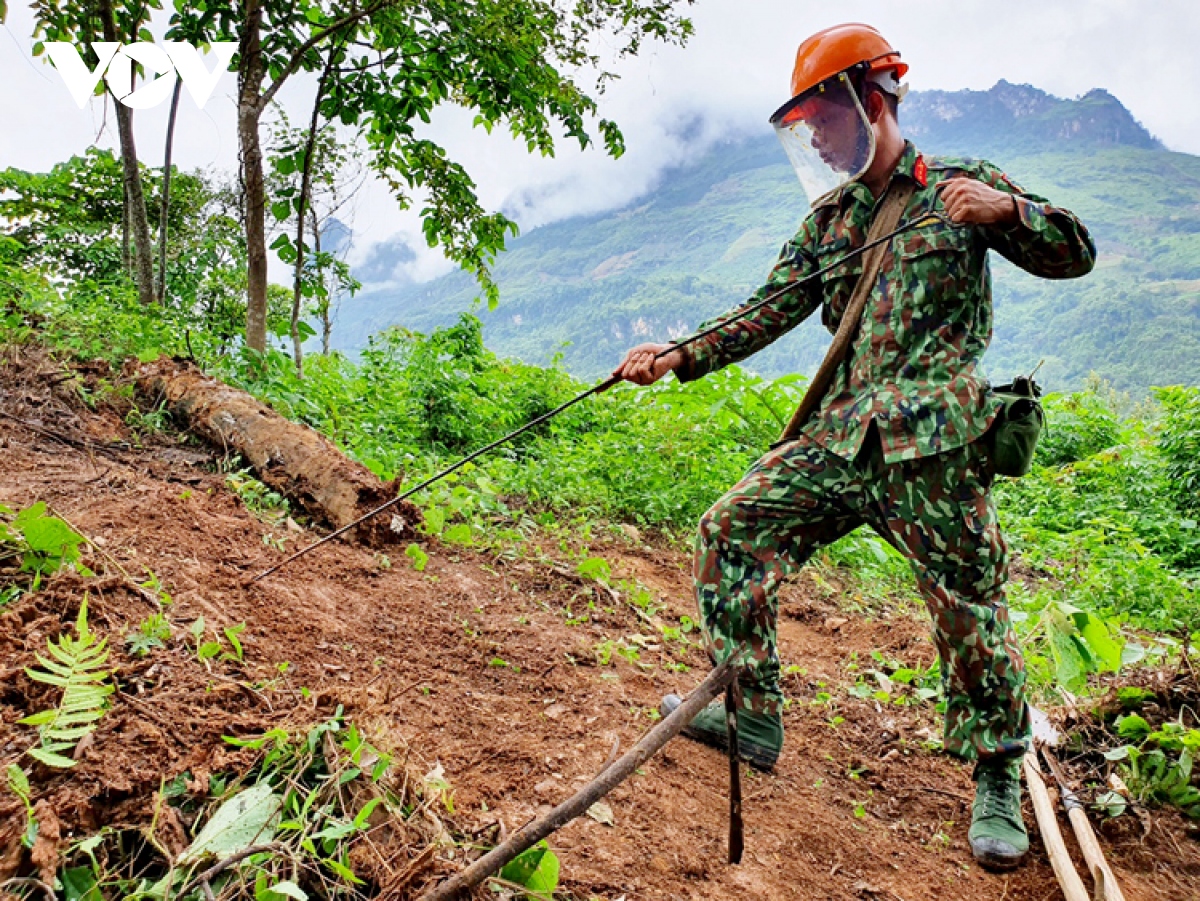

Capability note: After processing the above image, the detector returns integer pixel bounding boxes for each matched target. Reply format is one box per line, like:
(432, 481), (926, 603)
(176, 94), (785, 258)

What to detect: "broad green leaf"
(1116, 714), (1152, 739)
(1095, 790), (1127, 818)
(500, 840), (560, 894)
(500, 843), (547, 886)
(576, 557), (611, 582)
(61, 866), (102, 901)
(422, 506), (445, 536)
(178, 781), (281, 865)
(1046, 617), (1088, 692)
(262, 881), (307, 901)
(1073, 611), (1123, 672)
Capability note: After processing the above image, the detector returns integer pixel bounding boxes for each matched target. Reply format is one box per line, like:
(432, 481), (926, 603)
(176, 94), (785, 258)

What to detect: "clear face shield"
(769, 70), (875, 207)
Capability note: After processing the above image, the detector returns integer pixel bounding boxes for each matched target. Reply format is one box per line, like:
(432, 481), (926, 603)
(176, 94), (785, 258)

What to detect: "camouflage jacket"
(675, 142), (1096, 463)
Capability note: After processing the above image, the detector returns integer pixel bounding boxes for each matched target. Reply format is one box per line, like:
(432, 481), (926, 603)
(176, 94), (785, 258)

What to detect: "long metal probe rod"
(248, 212), (949, 584)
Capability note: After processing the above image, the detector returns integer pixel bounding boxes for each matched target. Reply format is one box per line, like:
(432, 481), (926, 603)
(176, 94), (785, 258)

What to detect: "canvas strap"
(778, 180), (917, 443)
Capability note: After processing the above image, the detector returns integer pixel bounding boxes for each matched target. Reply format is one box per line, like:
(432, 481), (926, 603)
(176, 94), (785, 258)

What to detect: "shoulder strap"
(778, 180), (916, 443)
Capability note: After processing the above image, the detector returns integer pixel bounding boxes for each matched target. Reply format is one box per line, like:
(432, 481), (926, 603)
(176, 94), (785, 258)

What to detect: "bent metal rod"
(249, 211), (954, 584)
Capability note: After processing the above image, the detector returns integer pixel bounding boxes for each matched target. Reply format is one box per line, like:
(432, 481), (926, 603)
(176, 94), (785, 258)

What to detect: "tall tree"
(31, 0), (160, 306)
(173, 0), (694, 354)
(267, 108), (362, 371)
(170, 0), (396, 352)
(157, 77), (183, 302)
(288, 42), (339, 375)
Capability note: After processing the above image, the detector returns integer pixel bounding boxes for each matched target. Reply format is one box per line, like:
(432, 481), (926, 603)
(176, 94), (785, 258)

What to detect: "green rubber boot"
(969, 757), (1029, 870)
(660, 693), (783, 771)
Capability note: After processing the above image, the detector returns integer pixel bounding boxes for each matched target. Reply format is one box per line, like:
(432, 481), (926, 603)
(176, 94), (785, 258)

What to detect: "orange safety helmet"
(788, 23), (907, 100)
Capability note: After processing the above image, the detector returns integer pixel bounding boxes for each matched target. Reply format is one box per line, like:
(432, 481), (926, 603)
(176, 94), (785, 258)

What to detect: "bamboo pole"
(1041, 748), (1127, 901)
(418, 660), (739, 901)
(1023, 751), (1089, 901)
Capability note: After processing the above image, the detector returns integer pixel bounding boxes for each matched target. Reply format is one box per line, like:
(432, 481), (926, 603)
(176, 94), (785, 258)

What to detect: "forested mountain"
(338, 81), (1200, 392)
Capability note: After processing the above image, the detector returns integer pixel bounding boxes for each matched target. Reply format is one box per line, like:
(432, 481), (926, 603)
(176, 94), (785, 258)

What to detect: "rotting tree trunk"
(136, 359), (413, 545)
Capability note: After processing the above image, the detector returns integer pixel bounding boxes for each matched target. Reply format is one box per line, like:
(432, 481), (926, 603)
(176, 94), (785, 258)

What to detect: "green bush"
(1155, 385), (1200, 515)
(4, 269), (1197, 641)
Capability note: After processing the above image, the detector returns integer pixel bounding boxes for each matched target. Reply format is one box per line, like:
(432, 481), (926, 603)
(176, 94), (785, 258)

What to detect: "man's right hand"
(611, 343), (685, 386)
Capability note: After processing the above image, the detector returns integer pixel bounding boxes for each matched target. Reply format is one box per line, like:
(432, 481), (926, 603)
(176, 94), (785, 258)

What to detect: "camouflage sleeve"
(973, 160), (1097, 279)
(674, 220), (822, 383)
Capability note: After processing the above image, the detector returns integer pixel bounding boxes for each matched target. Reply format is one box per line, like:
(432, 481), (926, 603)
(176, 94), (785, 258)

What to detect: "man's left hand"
(936, 177), (1021, 226)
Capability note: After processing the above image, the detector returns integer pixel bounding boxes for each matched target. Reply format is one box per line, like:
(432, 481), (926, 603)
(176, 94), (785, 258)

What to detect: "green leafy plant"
(225, 471), (290, 524)
(19, 597), (113, 768)
(0, 501), (88, 603)
(189, 616), (248, 666)
(1106, 744), (1200, 819)
(1039, 601), (1124, 693)
(6, 763), (38, 848)
(405, 543), (429, 572)
(125, 613), (172, 657)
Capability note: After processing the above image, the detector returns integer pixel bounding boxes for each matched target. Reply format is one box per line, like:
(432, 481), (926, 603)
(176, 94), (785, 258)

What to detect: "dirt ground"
(1, 349), (1198, 900)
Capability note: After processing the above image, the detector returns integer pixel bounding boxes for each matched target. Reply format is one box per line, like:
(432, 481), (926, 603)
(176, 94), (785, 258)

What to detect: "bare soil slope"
(1, 349), (1197, 900)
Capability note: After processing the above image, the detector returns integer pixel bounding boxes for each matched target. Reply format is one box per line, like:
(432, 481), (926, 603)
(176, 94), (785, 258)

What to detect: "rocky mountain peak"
(903, 81), (1163, 154)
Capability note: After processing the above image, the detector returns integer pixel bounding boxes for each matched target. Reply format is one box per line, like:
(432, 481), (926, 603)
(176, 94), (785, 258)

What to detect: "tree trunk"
(136, 358), (415, 545)
(239, 0), (269, 353)
(101, 0), (156, 307)
(290, 51), (336, 378)
(317, 213), (332, 355)
(157, 78), (183, 303)
(121, 180), (131, 275)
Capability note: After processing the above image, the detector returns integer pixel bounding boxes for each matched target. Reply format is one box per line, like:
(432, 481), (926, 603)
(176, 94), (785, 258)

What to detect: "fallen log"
(136, 358), (414, 546)
(418, 659), (739, 901)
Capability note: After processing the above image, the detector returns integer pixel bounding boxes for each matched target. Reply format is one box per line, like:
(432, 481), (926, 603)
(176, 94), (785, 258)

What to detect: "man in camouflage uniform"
(614, 24), (1094, 869)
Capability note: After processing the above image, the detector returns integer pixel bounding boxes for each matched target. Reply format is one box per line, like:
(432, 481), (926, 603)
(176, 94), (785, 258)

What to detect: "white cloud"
(3, 0), (1197, 285)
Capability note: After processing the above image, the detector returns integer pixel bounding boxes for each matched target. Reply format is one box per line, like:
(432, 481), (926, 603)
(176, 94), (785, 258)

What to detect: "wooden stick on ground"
(418, 660), (739, 901)
(725, 683), (744, 865)
(1041, 746), (1127, 901)
(1023, 751), (1089, 901)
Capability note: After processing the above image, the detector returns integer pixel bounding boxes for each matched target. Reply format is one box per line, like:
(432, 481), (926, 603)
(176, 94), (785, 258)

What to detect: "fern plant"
(19, 596), (113, 768)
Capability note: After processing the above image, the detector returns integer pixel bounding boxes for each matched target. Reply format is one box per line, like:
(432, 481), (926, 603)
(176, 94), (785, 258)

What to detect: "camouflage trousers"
(694, 432), (1031, 762)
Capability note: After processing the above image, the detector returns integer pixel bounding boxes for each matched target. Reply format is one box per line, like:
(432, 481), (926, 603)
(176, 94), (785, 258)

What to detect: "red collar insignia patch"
(913, 155), (928, 188)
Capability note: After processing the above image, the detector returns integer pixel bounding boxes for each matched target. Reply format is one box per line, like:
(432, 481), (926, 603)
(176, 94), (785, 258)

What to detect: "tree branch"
(257, 0), (399, 112)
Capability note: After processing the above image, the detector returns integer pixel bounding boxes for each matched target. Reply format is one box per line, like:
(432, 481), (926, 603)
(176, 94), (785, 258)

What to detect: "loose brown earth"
(1, 348), (1198, 900)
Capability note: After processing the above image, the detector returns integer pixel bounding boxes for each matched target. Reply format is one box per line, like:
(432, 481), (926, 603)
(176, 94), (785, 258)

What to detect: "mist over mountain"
(334, 81), (1199, 393)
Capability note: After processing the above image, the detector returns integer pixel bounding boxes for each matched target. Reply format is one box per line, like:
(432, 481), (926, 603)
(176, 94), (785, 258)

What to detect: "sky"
(3, 0), (1199, 286)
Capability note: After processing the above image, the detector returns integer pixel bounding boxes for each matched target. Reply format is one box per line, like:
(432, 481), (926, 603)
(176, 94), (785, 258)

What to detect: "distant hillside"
(335, 82), (1200, 393)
